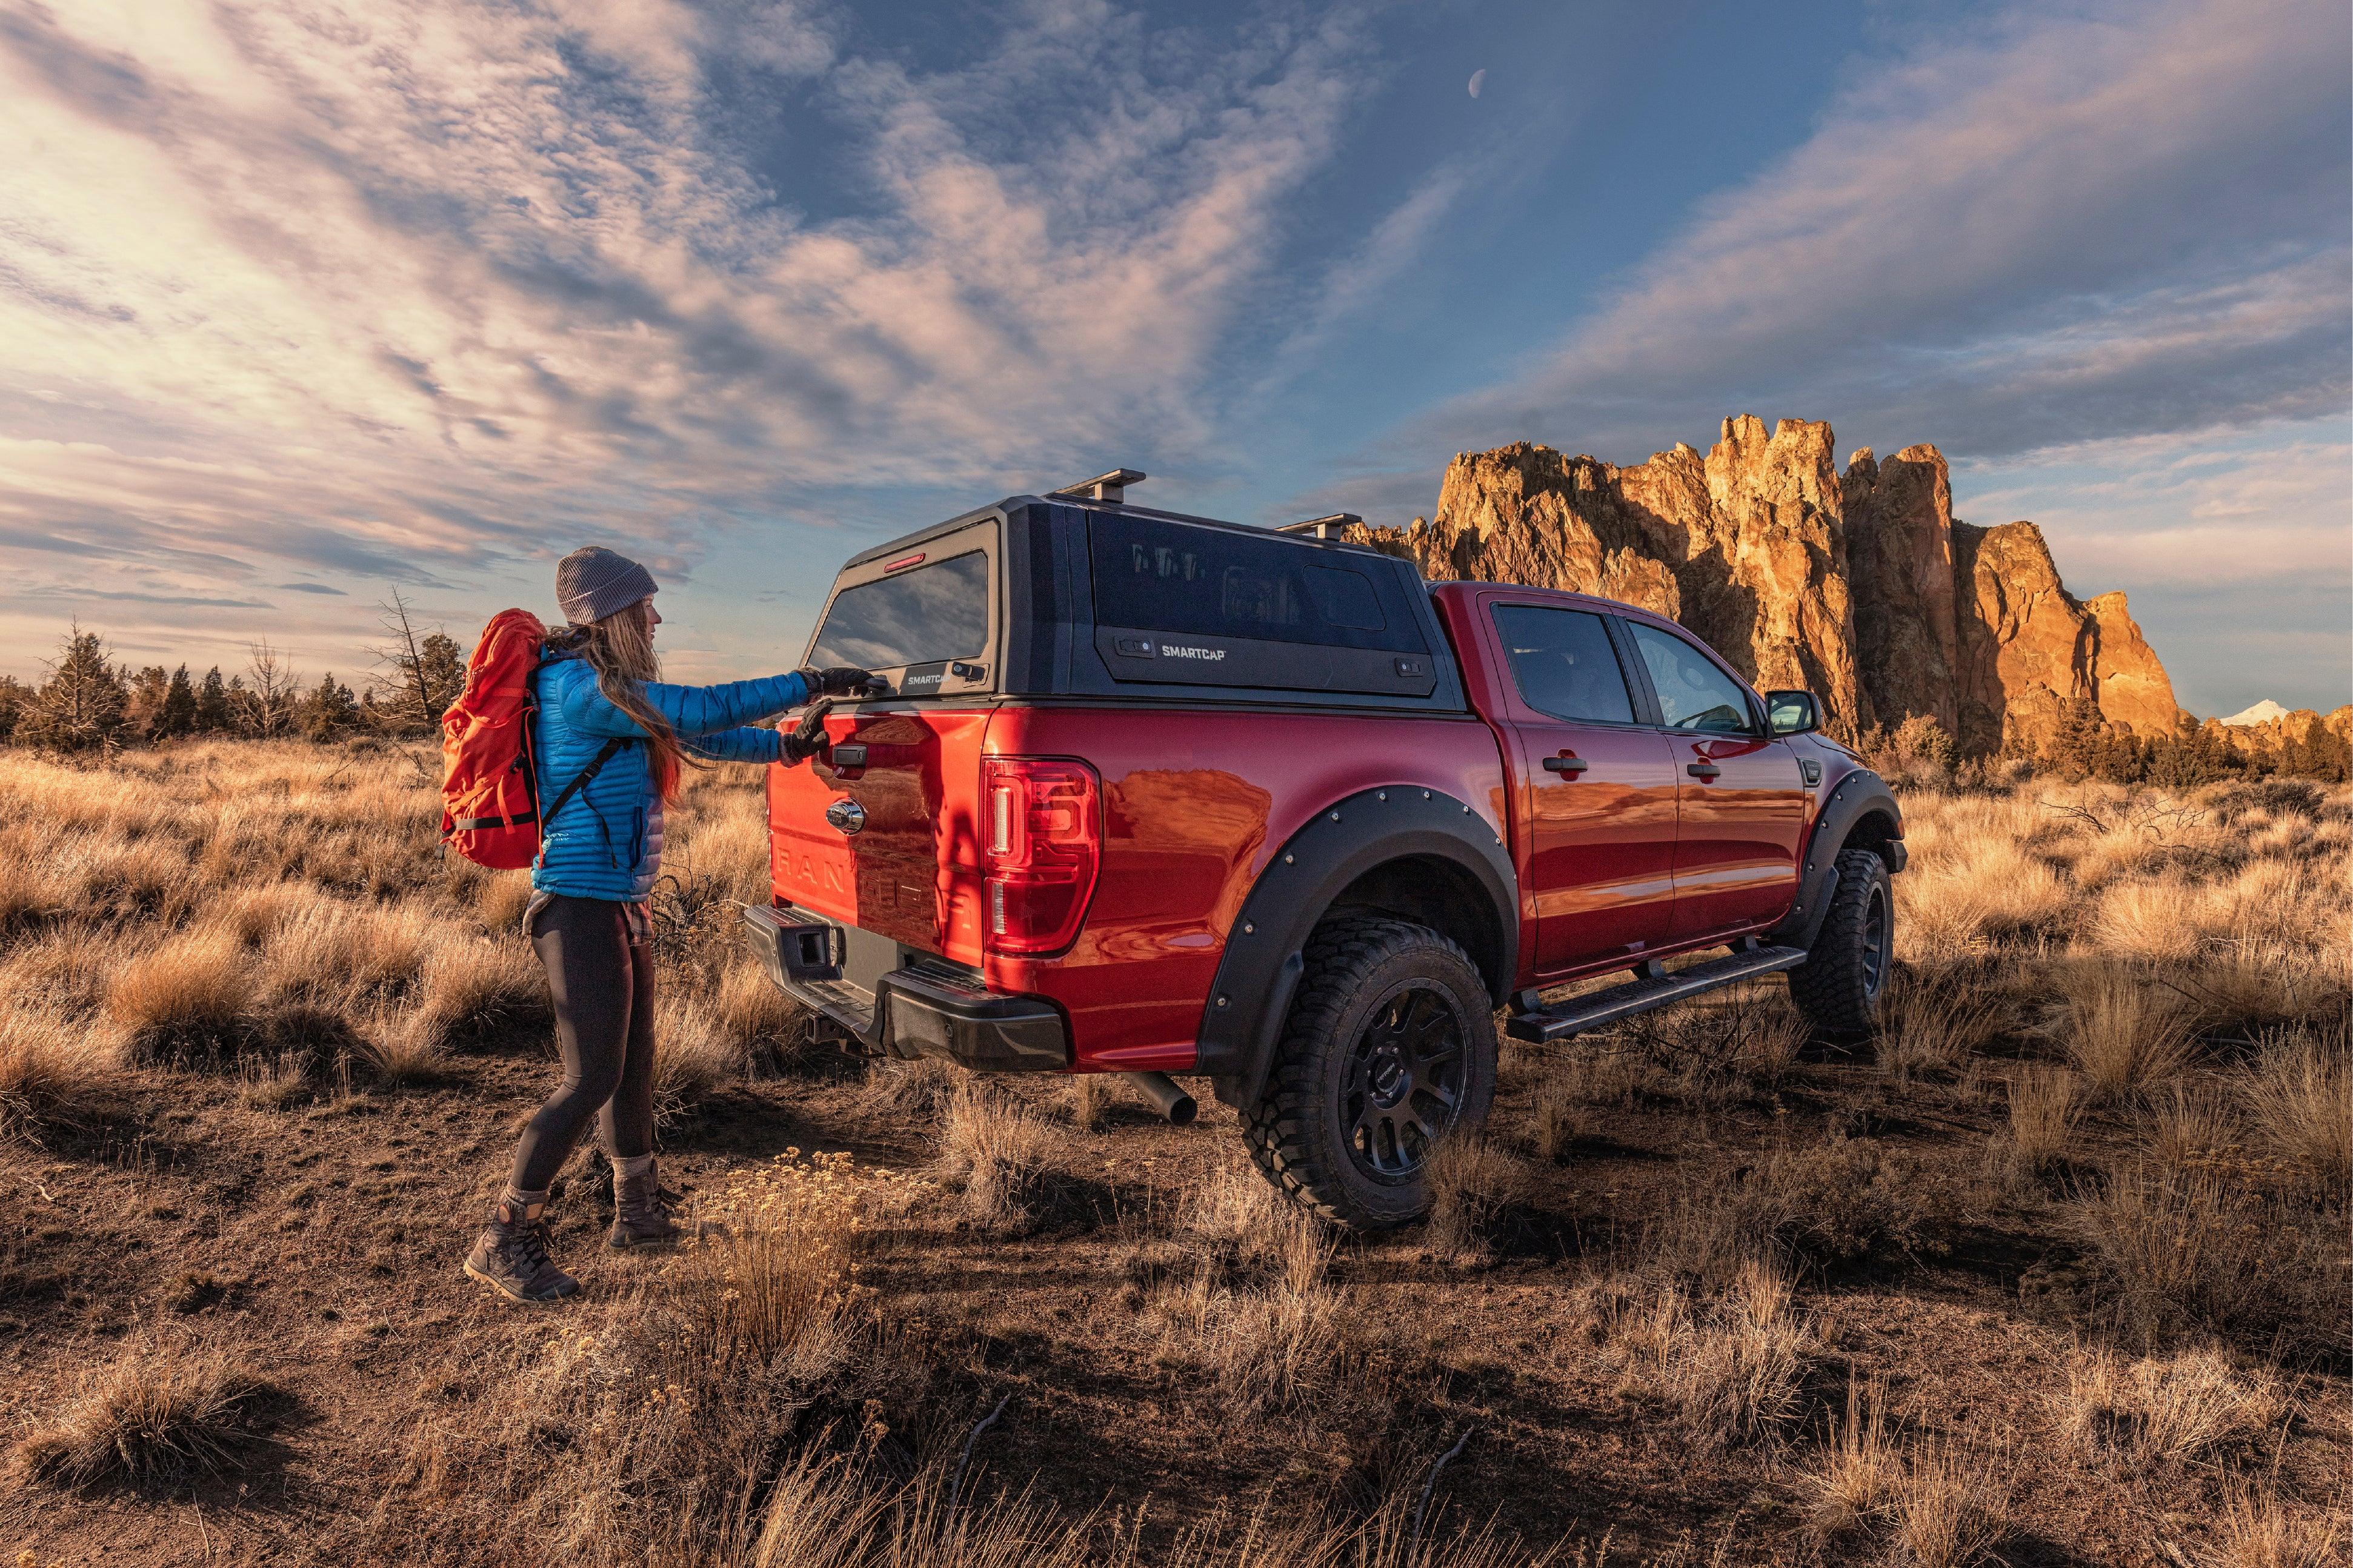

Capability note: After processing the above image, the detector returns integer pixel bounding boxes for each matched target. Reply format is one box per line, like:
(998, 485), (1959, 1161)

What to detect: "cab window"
(1628, 623), (1757, 734)
(1491, 605), (1636, 725)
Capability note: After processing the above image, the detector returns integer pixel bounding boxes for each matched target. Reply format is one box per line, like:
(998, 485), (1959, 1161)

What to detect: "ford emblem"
(825, 798), (866, 836)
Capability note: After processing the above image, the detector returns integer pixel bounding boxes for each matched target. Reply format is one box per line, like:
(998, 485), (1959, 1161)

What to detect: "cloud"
(0, 0), (1374, 660)
(1417, 0), (2351, 462)
(23, 588), (275, 610)
(278, 582), (349, 595)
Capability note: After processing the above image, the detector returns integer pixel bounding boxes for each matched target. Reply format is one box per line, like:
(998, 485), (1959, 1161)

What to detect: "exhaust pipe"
(1122, 1071), (1197, 1126)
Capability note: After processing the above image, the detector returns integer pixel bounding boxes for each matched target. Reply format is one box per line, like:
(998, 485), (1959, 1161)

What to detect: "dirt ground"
(1, 744), (2345, 1566)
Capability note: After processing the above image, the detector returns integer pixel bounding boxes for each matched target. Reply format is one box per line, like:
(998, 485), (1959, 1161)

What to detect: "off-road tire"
(1788, 846), (1894, 1038)
(1241, 915), (1497, 1231)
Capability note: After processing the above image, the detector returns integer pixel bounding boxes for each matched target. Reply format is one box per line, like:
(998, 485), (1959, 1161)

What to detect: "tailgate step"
(1505, 945), (1809, 1043)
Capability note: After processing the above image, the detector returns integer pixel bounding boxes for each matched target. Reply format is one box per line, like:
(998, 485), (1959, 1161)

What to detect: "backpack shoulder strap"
(538, 735), (633, 832)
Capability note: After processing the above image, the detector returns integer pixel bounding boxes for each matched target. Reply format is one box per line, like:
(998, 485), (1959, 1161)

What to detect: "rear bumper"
(741, 905), (1067, 1071)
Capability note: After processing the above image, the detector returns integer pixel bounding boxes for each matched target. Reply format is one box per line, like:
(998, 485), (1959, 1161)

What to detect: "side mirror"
(1765, 690), (1818, 736)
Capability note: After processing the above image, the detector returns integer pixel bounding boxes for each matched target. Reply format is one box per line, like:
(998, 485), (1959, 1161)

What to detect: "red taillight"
(982, 757), (1100, 956)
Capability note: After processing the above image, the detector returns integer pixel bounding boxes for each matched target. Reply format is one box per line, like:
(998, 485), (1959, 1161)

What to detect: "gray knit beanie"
(555, 546), (659, 626)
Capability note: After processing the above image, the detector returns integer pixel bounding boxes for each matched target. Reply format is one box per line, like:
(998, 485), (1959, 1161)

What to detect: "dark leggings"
(508, 895), (657, 1194)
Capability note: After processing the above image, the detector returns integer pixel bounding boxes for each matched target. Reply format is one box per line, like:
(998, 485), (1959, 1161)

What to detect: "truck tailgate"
(766, 707), (994, 963)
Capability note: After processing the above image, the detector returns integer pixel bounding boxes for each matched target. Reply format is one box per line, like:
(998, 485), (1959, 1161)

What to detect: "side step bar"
(1505, 944), (1809, 1043)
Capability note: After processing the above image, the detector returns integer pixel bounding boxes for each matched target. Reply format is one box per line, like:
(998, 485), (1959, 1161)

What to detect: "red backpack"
(439, 610), (628, 869)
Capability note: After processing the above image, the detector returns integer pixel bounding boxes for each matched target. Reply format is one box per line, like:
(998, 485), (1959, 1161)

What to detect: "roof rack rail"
(1276, 512), (1362, 540)
(1050, 468), (1145, 503)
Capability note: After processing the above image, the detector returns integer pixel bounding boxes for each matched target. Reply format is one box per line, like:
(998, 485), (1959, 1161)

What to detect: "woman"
(465, 545), (872, 1306)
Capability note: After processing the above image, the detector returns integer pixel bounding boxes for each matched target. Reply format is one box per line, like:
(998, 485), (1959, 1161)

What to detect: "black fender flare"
(1768, 767), (1905, 950)
(1194, 786), (1519, 1107)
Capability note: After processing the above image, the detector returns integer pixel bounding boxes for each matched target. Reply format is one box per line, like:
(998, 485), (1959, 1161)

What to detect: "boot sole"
(463, 1257), (577, 1306)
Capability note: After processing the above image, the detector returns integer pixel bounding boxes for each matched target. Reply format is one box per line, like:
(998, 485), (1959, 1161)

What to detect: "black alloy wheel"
(1789, 845), (1897, 1038)
(1860, 878), (1891, 1000)
(1341, 982), (1466, 1180)
(1242, 915), (1498, 1230)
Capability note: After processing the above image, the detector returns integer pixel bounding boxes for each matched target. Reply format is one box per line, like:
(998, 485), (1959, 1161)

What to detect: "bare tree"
(235, 639), (302, 738)
(372, 590), (467, 734)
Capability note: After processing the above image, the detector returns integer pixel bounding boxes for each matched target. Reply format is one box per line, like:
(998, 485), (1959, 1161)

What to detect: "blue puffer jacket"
(531, 654), (810, 902)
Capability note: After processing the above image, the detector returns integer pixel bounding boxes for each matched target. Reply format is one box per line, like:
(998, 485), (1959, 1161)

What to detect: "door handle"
(1543, 754), (1589, 776)
(1686, 762), (1722, 780)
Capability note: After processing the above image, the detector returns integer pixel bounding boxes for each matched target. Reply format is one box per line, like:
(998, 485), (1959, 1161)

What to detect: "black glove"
(781, 699), (832, 765)
(800, 666), (882, 698)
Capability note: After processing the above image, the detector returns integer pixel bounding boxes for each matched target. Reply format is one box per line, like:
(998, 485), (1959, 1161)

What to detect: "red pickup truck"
(744, 471), (1905, 1229)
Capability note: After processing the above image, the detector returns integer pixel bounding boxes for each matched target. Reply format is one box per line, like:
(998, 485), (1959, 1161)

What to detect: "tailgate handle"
(831, 743), (868, 769)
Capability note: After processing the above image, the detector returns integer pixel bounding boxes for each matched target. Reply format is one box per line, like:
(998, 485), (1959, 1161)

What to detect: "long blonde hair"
(545, 600), (698, 801)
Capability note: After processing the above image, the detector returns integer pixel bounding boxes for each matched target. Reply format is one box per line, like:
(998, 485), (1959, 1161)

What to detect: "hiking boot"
(607, 1160), (682, 1249)
(464, 1200), (581, 1305)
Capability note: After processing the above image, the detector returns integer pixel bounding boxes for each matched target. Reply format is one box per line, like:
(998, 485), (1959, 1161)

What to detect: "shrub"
(2075, 1166), (2345, 1361)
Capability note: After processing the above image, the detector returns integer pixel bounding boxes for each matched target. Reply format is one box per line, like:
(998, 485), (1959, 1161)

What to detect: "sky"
(0, 0), (2346, 717)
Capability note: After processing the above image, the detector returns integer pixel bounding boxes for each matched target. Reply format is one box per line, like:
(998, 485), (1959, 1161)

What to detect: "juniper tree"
(156, 665), (198, 738)
(193, 667), (233, 733)
(20, 625), (127, 752)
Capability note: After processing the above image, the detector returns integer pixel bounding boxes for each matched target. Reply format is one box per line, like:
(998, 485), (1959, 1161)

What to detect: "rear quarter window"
(809, 550), (990, 672)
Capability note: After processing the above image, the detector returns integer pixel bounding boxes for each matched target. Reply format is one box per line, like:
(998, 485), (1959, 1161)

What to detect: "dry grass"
(106, 922), (252, 1050)
(1887, 1441), (2010, 1568)
(0, 1007), (120, 1138)
(1800, 1380), (2008, 1567)
(2238, 1026), (2351, 1201)
(2202, 1480), (2347, 1568)
(1880, 974), (2005, 1081)
(1064, 1071), (1112, 1131)
(1614, 1257), (1815, 1450)
(1425, 1134), (1525, 1264)
(1994, 1064), (2080, 1181)
(2051, 962), (2197, 1101)
(15, 1341), (281, 1489)
(2060, 1347), (2283, 1466)
(936, 1084), (1053, 1231)
(653, 990), (747, 1124)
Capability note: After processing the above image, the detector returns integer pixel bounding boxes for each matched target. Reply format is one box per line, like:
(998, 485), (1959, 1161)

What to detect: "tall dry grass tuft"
(1063, 1072), (1111, 1131)
(1425, 1135), (1525, 1265)
(106, 923), (253, 1051)
(15, 1341), (281, 1489)
(0, 1008), (121, 1137)
(1994, 1065), (2080, 1182)
(2052, 962), (2196, 1101)
(1880, 974), (2005, 1081)
(654, 990), (746, 1125)
(2237, 1025), (2351, 1201)
(1887, 1441), (2010, 1568)
(1803, 1378), (1900, 1546)
(2060, 1347), (2282, 1466)
(1614, 1257), (1816, 1450)
(2202, 1479), (2346, 1568)
(936, 1085), (1053, 1231)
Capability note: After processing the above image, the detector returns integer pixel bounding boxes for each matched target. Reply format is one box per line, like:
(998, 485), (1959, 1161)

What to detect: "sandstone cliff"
(1343, 416), (2181, 754)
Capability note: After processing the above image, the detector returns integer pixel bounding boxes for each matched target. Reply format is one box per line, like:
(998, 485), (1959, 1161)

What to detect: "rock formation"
(1343, 416), (2182, 754)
